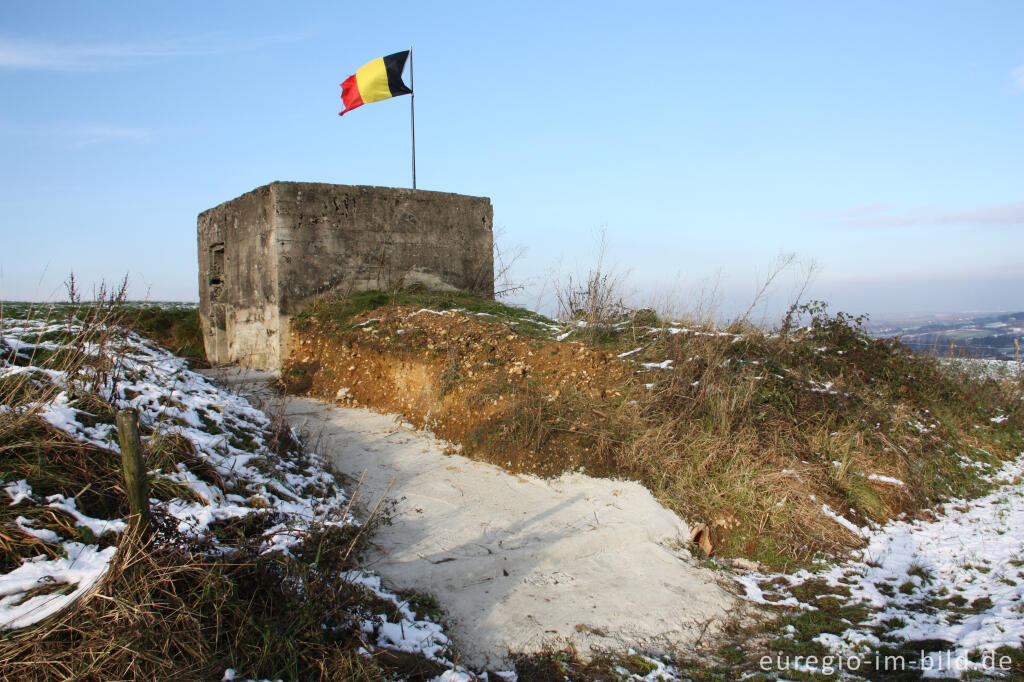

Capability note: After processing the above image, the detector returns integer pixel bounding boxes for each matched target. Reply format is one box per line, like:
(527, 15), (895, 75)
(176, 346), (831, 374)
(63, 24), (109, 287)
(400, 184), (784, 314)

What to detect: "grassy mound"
(291, 292), (1024, 570)
(615, 302), (1023, 567)
(0, 303), (462, 681)
(296, 288), (562, 339)
(125, 303), (206, 363)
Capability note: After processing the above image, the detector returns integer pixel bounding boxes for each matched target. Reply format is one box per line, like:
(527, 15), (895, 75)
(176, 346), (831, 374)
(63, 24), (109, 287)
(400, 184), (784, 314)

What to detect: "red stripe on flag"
(339, 75), (364, 116)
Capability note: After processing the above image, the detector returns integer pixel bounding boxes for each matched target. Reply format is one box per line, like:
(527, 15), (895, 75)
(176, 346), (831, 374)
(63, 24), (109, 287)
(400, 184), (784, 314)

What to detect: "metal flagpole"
(409, 46), (416, 190)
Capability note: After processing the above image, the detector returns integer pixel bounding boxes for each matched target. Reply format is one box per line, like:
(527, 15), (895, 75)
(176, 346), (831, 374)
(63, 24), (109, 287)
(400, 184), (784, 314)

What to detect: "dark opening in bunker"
(209, 243), (225, 302)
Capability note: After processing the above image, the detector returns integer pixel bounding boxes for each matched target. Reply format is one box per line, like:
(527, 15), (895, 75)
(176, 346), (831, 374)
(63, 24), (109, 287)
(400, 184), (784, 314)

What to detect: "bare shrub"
(480, 226), (528, 298)
(553, 231), (632, 343)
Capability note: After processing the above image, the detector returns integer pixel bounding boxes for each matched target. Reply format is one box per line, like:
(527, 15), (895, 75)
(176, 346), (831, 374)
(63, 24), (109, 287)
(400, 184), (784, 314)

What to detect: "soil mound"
(289, 306), (634, 476)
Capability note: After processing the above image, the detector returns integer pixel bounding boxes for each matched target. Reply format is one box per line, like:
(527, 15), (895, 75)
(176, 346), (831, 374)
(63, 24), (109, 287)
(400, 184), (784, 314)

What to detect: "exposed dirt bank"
(288, 306), (635, 477)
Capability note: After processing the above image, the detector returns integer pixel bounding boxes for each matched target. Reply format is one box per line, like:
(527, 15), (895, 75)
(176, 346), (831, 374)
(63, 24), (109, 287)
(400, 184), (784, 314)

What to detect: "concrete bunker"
(198, 182), (493, 369)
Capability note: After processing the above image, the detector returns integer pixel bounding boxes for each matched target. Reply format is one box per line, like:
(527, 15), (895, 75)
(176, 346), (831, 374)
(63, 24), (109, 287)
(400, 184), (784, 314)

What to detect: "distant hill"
(868, 311), (1024, 360)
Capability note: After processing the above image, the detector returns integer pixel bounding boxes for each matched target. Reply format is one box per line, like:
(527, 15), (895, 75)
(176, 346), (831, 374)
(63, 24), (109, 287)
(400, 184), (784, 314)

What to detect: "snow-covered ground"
(737, 455), (1024, 679)
(949, 357), (1024, 381)
(0, 318), (473, 679)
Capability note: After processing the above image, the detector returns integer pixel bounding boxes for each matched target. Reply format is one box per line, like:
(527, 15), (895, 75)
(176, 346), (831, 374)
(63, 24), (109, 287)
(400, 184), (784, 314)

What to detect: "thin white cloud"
(0, 32), (300, 71)
(0, 121), (155, 147)
(68, 125), (154, 147)
(835, 201), (1024, 228)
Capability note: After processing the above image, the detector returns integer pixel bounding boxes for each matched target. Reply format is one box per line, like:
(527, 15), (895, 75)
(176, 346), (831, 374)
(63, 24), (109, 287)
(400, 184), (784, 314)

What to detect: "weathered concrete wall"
(197, 185), (283, 369)
(198, 181), (493, 369)
(271, 183), (493, 313)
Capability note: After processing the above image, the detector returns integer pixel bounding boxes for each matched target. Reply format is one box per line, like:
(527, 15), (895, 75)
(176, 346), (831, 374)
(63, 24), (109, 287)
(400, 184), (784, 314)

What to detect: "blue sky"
(1, 1), (1022, 319)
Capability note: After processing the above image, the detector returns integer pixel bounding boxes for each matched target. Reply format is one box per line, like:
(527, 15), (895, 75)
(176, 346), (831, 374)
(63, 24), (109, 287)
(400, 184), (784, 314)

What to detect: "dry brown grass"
(0, 520), (428, 682)
(605, 305), (1023, 567)
(295, 292), (1024, 570)
(0, 399), (422, 680)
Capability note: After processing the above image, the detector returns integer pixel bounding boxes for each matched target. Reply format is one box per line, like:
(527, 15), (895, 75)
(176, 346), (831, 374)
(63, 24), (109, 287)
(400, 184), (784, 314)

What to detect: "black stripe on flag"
(383, 51), (412, 97)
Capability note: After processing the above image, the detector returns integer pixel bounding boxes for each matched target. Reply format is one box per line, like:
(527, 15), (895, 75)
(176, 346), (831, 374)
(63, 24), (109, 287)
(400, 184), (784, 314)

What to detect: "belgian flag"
(339, 51), (412, 117)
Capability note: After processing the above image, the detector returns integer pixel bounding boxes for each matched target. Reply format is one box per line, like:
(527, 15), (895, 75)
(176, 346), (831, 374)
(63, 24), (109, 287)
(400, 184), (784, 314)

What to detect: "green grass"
(1, 301), (206, 364)
(295, 288), (561, 339)
(512, 650), (674, 682)
(124, 304), (205, 362)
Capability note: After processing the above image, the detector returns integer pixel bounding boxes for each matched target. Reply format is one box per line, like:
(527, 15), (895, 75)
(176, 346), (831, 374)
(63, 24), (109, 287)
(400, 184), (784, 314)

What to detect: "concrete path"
(203, 369), (739, 669)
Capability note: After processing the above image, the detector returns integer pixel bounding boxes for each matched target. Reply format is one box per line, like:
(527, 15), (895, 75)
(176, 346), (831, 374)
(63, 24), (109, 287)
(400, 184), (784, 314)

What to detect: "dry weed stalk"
(554, 230), (631, 342)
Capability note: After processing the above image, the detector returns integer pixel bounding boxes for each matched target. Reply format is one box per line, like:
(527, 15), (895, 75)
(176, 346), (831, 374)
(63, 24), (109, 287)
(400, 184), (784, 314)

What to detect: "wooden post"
(1015, 338), (1020, 363)
(116, 408), (151, 535)
(949, 338), (955, 359)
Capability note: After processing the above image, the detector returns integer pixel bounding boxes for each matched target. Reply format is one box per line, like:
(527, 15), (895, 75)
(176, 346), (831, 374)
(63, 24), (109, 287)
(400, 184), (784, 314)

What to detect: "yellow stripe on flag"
(355, 58), (392, 104)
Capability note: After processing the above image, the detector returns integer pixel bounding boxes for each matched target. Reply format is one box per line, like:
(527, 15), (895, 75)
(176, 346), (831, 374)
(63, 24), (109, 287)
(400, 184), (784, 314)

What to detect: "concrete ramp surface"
(281, 396), (738, 668)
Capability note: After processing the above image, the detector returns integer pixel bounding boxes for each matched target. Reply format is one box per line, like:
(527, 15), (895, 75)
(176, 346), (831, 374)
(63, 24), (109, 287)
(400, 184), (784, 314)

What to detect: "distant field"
(1, 300), (196, 318)
(1, 301), (205, 364)
(870, 310), (1024, 360)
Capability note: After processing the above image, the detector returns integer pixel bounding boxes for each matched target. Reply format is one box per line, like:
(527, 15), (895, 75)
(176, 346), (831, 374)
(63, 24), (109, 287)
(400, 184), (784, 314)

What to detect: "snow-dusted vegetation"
(737, 454), (1024, 678)
(0, 307), (475, 680)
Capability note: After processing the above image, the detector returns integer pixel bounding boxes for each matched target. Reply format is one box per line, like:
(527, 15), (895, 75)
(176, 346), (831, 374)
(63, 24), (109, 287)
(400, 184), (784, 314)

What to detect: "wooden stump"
(116, 408), (151, 536)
